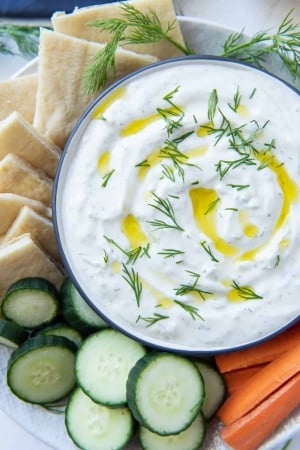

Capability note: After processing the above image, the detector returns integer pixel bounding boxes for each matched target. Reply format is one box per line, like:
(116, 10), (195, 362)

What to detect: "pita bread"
(2, 206), (60, 263)
(0, 74), (37, 124)
(0, 111), (60, 178)
(52, 0), (185, 59)
(0, 153), (53, 206)
(0, 193), (51, 235)
(0, 233), (64, 299)
(33, 28), (157, 148)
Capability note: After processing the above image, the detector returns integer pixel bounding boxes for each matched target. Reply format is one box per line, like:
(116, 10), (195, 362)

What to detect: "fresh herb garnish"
(174, 271), (213, 301)
(174, 299), (204, 320)
(83, 3), (192, 93)
(157, 248), (185, 258)
(122, 263), (143, 306)
(136, 312), (169, 327)
(231, 280), (263, 300)
(204, 197), (220, 214)
(227, 183), (250, 190)
(216, 154), (256, 180)
(207, 88), (218, 121)
(101, 168), (115, 187)
(228, 86), (241, 112)
(104, 236), (150, 264)
(147, 192), (184, 231)
(0, 24), (41, 57)
(200, 240), (219, 262)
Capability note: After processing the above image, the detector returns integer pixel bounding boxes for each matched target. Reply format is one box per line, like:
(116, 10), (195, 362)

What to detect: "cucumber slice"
(1, 277), (59, 329)
(75, 328), (146, 407)
(38, 322), (83, 348)
(0, 319), (30, 348)
(65, 387), (134, 450)
(60, 278), (108, 334)
(139, 412), (206, 450)
(7, 335), (77, 404)
(126, 352), (204, 436)
(194, 360), (226, 420)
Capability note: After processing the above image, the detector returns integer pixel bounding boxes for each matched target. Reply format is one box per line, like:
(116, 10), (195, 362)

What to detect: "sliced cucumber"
(194, 360), (226, 420)
(1, 277), (59, 329)
(126, 352), (204, 436)
(60, 278), (108, 334)
(0, 319), (30, 348)
(76, 328), (146, 407)
(7, 335), (77, 404)
(65, 387), (134, 450)
(38, 322), (83, 348)
(139, 412), (206, 450)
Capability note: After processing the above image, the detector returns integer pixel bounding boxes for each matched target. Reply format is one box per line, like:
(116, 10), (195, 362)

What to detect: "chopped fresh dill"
(200, 240), (219, 262)
(204, 197), (220, 214)
(225, 207), (238, 211)
(216, 154), (256, 180)
(207, 88), (218, 121)
(104, 236), (150, 264)
(249, 87), (257, 99)
(275, 254), (280, 268)
(136, 312), (169, 327)
(157, 248), (185, 258)
(174, 299), (204, 320)
(231, 280), (263, 300)
(227, 183), (250, 190)
(135, 159), (150, 167)
(122, 263), (143, 306)
(101, 169), (115, 187)
(175, 271), (213, 301)
(147, 192), (184, 231)
(228, 86), (241, 112)
(161, 163), (175, 182)
(103, 249), (109, 263)
(0, 24), (41, 57)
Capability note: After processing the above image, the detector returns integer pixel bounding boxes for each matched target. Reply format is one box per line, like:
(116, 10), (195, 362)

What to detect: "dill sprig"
(83, 3), (193, 94)
(157, 248), (185, 258)
(174, 299), (204, 321)
(207, 88), (218, 121)
(222, 10), (300, 82)
(136, 312), (169, 327)
(122, 263), (143, 306)
(174, 271), (213, 301)
(101, 169), (115, 187)
(200, 240), (219, 262)
(228, 86), (241, 112)
(147, 192), (184, 231)
(0, 24), (41, 57)
(216, 154), (256, 180)
(104, 236), (150, 264)
(231, 280), (263, 300)
(227, 183), (250, 190)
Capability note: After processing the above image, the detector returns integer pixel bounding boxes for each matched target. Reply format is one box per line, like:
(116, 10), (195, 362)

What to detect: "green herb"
(159, 139), (189, 181)
(136, 312), (169, 327)
(135, 159), (150, 167)
(157, 86), (184, 136)
(175, 271), (213, 301)
(157, 248), (185, 258)
(122, 263), (143, 306)
(231, 280), (263, 300)
(148, 192), (184, 231)
(104, 236), (150, 264)
(225, 207), (238, 211)
(200, 240), (219, 262)
(0, 24), (41, 57)
(249, 87), (257, 99)
(280, 439), (292, 450)
(275, 254), (280, 267)
(227, 183), (250, 190)
(216, 154), (256, 180)
(204, 197), (220, 214)
(83, 3), (193, 93)
(207, 88), (218, 121)
(228, 86), (241, 112)
(101, 169), (115, 187)
(103, 249), (109, 263)
(222, 10), (300, 82)
(174, 299), (204, 320)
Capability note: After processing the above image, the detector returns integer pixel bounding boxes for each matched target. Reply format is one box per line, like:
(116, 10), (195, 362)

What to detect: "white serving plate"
(1, 15), (299, 450)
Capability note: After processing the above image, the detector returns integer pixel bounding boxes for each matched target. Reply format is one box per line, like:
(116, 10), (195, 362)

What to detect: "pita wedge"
(2, 206), (60, 263)
(0, 233), (64, 299)
(0, 111), (61, 178)
(0, 193), (51, 236)
(33, 28), (157, 148)
(0, 153), (53, 206)
(0, 74), (37, 124)
(52, 0), (185, 59)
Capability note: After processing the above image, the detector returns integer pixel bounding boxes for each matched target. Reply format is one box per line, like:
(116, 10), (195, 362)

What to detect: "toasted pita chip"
(0, 74), (37, 124)
(0, 153), (53, 206)
(0, 112), (60, 178)
(52, 0), (185, 59)
(2, 206), (60, 263)
(33, 28), (157, 148)
(0, 233), (64, 299)
(0, 193), (51, 235)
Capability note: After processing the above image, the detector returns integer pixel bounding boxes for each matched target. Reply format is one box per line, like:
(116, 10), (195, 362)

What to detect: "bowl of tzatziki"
(53, 56), (300, 354)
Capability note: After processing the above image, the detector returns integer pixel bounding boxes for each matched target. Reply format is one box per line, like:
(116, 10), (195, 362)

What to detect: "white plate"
(1, 16), (300, 450)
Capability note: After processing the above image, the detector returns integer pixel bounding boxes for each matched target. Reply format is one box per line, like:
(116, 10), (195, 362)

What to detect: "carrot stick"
(218, 341), (300, 425)
(221, 372), (300, 450)
(223, 365), (265, 394)
(215, 322), (300, 373)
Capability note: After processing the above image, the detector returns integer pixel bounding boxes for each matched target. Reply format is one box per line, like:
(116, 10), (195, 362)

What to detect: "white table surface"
(0, 0), (300, 448)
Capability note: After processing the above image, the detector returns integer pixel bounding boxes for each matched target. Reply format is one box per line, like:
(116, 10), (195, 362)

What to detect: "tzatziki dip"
(58, 58), (300, 352)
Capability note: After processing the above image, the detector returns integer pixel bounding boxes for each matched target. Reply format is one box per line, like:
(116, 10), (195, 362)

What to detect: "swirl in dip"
(58, 58), (300, 352)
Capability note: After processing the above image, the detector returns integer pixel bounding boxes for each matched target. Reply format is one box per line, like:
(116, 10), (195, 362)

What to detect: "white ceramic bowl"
(53, 55), (300, 355)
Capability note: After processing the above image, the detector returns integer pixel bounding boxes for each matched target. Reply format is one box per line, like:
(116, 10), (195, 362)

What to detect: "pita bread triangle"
(0, 74), (37, 124)
(33, 28), (157, 148)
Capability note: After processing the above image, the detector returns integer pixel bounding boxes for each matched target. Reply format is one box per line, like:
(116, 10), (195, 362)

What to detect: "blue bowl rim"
(52, 55), (300, 355)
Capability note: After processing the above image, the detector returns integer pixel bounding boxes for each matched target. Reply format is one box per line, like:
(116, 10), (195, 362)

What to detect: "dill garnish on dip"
(59, 57), (300, 351)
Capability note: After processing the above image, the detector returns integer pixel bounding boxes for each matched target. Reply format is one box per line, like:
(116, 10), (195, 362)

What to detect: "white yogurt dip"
(59, 58), (300, 351)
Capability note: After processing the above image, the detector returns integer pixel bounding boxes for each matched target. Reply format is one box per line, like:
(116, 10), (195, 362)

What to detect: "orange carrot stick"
(221, 372), (300, 450)
(223, 365), (265, 394)
(218, 341), (300, 425)
(215, 322), (300, 373)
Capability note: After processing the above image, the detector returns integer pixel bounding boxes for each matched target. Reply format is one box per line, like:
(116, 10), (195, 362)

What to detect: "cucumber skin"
(126, 351), (204, 435)
(37, 322), (83, 348)
(0, 319), (30, 347)
(60, 278), (108, 334)
(4, 277), (58, 298)
(7, 335), (77, 404)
